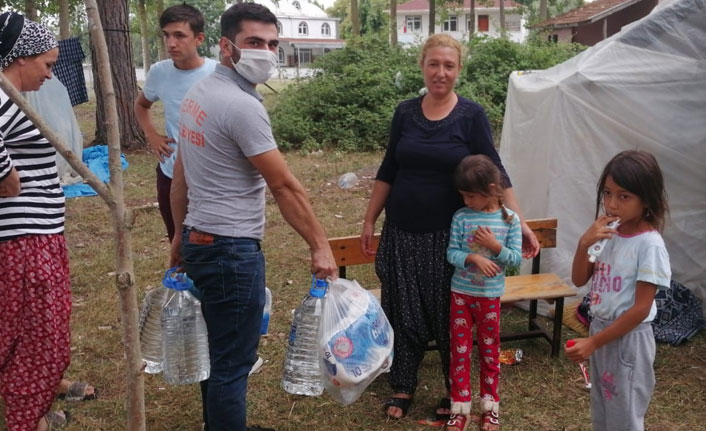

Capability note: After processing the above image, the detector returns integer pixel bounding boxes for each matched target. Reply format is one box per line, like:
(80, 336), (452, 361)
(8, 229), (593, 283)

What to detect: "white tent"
(24, 78), (83, 185)
(499, 0), (706, 314)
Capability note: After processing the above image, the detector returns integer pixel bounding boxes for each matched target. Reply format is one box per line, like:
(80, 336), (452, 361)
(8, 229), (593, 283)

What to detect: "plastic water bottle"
(282, 278), (328, 396)
(587, 218), (621, 263)
(138, 286), (168, 374)
(337, 172), (359, 189)
(161, 268), (210, 385)
(261, 287), (272, 335)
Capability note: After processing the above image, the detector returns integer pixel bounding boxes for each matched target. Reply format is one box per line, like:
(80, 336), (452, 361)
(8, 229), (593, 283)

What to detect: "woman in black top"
(360, 34), (539, 422)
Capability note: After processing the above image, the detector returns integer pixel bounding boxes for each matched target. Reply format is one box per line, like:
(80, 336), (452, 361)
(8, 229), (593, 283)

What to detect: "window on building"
(548, 34), (559, 43)
(298, 48), (312, 64)
(321, 22), (331, 36)
(466, 14), (474, 32)
(443, 16), (457, 32)
(478, 15), (489, 32)
(505, 16), (521, 32)
(293, 1), (301, 10)
(405, 15), (422, 32)
(278, 47), (285, 64)
(277, 21), (282, 35)
(298, 22), (308, 36)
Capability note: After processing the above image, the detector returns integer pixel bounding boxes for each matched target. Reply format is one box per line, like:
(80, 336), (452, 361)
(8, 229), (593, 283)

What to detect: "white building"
(229, 0), (344, 66)
(394, 0), (528, 44)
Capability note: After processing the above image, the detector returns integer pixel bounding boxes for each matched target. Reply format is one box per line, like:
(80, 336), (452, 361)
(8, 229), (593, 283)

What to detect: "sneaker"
(249, 355), (264, 376)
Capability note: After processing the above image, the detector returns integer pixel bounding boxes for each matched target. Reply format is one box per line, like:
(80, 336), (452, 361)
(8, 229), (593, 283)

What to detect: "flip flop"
(384, 396), (413, 419)
(435, 397), (452, 420)
(57, 381), (98, 402)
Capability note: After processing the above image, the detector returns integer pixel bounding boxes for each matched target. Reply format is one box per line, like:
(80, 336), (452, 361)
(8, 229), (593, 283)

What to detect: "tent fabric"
(499, 0), (706, 315)
(23, 78), (84, 185)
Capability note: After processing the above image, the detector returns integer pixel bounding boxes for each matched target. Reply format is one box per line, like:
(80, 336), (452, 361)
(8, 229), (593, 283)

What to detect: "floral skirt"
(0, 234), (71, 431)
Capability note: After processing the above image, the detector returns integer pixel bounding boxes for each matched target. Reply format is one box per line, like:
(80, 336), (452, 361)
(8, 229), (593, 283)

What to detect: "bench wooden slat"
(353, 274), (576, 306)
(329, 235), (378, 267)
(503, 273), (575, 303)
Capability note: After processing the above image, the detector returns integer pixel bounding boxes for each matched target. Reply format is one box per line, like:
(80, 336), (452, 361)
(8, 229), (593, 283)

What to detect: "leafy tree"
(328, 0), (389, 39)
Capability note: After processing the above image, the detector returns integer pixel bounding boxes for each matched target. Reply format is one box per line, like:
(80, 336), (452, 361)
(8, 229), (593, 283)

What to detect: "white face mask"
(227, 39), (277, 84)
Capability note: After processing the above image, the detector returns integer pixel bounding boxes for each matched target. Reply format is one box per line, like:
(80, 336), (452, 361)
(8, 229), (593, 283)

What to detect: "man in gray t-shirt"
(169, 3), (336, 431)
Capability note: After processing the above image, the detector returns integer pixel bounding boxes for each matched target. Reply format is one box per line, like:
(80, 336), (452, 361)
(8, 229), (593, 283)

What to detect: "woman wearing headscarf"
(0, 12), (70, 431)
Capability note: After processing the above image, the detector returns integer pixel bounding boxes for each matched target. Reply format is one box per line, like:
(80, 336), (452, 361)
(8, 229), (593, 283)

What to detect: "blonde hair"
(419, 33), (464, 67)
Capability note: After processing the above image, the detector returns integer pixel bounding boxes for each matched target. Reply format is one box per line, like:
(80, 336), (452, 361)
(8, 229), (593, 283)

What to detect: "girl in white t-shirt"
(567, 150), (671, 431)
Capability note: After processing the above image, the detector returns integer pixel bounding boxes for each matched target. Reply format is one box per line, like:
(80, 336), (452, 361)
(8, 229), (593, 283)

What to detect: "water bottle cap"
(162, 267), (195, 291)
(309, 277), (328, 297)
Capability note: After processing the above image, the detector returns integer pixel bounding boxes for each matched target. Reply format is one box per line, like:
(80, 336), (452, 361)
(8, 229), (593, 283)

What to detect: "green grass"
(2, 98), (704, 431)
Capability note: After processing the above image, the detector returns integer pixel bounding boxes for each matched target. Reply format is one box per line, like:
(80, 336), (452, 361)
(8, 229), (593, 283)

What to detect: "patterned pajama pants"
(449, 292), (501, 415)
(0, 234), (71, 431)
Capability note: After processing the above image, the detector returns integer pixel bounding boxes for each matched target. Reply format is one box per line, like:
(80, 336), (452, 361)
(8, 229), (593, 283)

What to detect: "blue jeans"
(181, 228), (265, 431)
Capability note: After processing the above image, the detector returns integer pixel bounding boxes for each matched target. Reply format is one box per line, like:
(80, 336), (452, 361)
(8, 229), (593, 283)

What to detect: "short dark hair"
(596, 150), (669, 231)
(160, 3), (205, 35)
(221, 2), (277, 40)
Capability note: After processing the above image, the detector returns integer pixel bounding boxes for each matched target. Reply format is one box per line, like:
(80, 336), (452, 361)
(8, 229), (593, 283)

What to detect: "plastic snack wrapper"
(317, 278), (394, 405)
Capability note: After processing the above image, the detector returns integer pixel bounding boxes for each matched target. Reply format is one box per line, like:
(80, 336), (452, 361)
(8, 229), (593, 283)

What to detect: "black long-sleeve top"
(376, 96), (511, 233)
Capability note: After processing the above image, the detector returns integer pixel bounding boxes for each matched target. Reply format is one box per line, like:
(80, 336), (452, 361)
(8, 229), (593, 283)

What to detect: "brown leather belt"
(187, 227), (215, 245)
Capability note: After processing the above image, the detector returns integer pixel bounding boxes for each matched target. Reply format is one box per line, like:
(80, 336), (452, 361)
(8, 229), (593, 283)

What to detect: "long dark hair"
(454, 155), (512, 224)
(596, 150), (669, 231)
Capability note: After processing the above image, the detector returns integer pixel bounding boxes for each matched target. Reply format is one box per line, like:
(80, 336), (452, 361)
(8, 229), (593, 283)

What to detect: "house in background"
(394, 0), (528, 44)
(230, 0), (344, 66)
(532, 0), (658, 46)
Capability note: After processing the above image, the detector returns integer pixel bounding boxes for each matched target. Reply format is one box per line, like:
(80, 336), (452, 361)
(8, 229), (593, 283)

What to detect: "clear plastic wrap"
(317, 278), (394, 405)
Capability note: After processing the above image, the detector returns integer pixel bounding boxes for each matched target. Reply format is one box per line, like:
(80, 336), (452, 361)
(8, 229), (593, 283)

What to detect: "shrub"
(271, 35), (585, 150)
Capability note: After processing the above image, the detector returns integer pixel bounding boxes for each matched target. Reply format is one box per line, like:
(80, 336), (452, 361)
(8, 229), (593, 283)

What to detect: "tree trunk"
(351, 0), (360, 37)
(428, 0), (435, 35)
(499, 0), (505, 35)
(24, 0), (38, 21)
(86, 1), (145, 430)
(90, 0), (145, 150)
(539, 0), (548, 21)
(137, 0), (151, 73)
(156, 0), (167, 60)
(59, 0), (70, 39)
(470, 0), (475, 35)
(390, 0), (397, 45)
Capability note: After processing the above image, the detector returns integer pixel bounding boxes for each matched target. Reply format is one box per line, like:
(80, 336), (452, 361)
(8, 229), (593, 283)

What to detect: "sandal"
(57, 381), (98, 402)
(480, 410), (500, 431)
(45, 410), (71, 430)
(383, 396), (413, 419)
(445, 414), (471, 431)
(435, 397), (452, 420)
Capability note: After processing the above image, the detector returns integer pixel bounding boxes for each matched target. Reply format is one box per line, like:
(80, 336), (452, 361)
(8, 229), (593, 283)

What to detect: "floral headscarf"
(0, 12), (57, 71)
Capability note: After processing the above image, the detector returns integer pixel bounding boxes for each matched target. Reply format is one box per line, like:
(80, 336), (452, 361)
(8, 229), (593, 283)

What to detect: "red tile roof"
(534, 0), (646, 28)
(397, 0), (520, 11)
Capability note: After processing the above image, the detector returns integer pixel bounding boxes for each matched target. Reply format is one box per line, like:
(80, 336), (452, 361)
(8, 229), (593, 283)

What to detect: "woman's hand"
(473, 226), (501, 255)
(360, 221), (377, 258)
(467, 254), (501, 277)
(520, 222), (540, 259)
(565, 337), (597, 363)
(578, 215), (620, 250)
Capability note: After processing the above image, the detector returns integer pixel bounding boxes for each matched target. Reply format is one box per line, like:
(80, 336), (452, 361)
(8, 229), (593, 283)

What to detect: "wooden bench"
(328, 218), (575, 357)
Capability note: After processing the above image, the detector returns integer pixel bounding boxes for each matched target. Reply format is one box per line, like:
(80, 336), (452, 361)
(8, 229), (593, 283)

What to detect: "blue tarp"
(62, 146), (128, 198)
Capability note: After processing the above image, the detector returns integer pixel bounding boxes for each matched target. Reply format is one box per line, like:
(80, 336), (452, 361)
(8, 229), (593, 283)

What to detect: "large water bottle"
(138, 286), (169, 374)
(282, 278), (328, 396)
(161, 268), (210, 385)
(261, 287), (272, 335)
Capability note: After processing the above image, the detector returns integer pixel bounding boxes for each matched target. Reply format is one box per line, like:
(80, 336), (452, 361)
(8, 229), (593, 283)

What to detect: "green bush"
(271, 35), (585, 150)
(458, 36), (586, 136)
